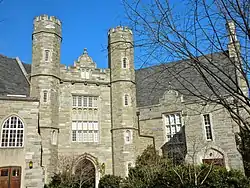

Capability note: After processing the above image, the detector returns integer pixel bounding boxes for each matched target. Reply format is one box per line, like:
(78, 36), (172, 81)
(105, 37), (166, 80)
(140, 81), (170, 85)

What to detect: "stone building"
(0, 15), (245, 188)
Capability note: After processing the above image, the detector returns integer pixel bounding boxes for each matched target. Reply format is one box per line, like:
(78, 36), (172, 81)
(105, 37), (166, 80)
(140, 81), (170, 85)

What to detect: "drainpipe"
(136, 111), (156, 153)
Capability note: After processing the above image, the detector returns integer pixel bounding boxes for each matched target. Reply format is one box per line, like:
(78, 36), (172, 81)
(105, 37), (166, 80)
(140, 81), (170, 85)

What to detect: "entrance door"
(0, 167), (21, 188)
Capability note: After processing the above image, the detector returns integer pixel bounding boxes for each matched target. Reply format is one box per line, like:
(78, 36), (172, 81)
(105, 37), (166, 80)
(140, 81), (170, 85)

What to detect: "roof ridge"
(136, 50), (228, 71)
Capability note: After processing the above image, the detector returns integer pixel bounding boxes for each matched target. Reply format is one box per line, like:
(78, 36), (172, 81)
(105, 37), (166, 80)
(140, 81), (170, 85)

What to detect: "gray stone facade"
(0, 97), (44, 188)
(0, 14), (245, 188)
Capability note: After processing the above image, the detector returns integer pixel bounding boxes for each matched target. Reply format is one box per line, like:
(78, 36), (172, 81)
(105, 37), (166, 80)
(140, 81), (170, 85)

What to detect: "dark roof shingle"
(135, 52), (236, 107)
(0, 54), (30, 96)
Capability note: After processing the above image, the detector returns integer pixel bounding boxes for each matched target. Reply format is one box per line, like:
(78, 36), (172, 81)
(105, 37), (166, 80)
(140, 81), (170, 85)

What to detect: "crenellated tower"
(30, 14), (62, 183)
(108, 26), (138, 177)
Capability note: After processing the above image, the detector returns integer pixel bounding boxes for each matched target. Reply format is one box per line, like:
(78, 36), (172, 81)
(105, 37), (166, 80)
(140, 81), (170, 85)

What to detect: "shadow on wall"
(161, 126), (187, 165)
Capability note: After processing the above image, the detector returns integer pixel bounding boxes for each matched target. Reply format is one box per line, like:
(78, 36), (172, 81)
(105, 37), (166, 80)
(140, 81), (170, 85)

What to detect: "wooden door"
(0, 167), (21, 188)
(10, 167), (21, 188)
(202, 158), (225, 167)
(0, 168), (9, 188)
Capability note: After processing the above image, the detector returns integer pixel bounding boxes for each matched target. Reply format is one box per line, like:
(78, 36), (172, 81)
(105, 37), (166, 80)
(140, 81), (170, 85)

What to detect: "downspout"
(136, 111), (156, 153)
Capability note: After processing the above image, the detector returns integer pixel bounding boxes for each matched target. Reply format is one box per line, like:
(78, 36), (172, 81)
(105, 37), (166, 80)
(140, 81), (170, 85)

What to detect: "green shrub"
(98, 174), (122, 188)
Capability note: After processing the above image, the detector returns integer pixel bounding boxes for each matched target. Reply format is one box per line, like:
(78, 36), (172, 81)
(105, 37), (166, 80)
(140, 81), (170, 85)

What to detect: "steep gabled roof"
(0, 54), (30, 96)
(135, 52), (236, 107)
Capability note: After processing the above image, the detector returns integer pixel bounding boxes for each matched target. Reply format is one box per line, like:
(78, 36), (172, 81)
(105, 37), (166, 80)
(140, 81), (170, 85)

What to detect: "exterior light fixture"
(29, 161), (33, 169)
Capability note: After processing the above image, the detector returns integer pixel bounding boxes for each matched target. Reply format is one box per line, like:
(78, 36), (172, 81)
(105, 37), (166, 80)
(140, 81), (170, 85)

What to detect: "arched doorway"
(202, 148), (225, 167)
(74, 155), (97, 188)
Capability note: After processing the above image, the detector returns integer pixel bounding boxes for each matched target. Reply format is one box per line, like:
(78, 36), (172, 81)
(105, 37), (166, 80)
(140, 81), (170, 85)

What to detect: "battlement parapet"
(108, 26), (132, 35)
(34, 14), (61, 26)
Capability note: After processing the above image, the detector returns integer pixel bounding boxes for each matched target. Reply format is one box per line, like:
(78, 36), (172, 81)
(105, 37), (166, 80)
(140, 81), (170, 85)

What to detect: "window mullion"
(15, 120), (18, 147)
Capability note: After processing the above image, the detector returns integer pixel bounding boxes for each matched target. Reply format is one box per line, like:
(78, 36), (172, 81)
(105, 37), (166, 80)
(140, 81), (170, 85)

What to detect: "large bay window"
(72, 95), (99, 143)
(72, 121), (99, 143)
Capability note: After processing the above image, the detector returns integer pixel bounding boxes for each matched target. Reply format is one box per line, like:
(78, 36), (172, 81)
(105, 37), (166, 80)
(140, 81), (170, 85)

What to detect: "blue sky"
(0, 0), (127, 68)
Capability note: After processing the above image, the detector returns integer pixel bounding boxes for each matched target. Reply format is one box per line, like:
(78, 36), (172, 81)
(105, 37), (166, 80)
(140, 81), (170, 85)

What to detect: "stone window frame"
(72, 95), (98, 108)
(0, 115), (24, 148)
(44, 49), (52, 62)
(124, 129), (132, 144)
(81, 69), (91, 80)
(41, 89), (50, 104)
(163, 112), (183, 143)
(121, 57), (129, 69)
(71, 121), (99, 143)
(202, 113), (214, 141)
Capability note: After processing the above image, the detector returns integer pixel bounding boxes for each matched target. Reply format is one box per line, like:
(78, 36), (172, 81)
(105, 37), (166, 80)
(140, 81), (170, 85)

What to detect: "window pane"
(83, 97), (88, 107)
(89, 131), (94, 142)
(175, 114), (181, 124)
(73, 96), (77, 107)
(93, 122), (98, 130)
(77, 130), (83, 142)
(77, 121), (82, 130)
(88, 122), (94, 130)
(72, 131), (76, 141)
(72, 121), (77, 130)
(204, 114), (210, 125)
(0, 169), (8, 176)
(89, 97), (93, 107)
(83, 131), (88, 142)
(165, 116), (170, 125)
(171, 125), (176, 135)
(166, 126), (171, 134)
(94, 131), (98, 142)
(78, 96), (82, 107)
(170, 115), (175, 125)
(12, 169), (20, 177)
(93, 97), (98, 108)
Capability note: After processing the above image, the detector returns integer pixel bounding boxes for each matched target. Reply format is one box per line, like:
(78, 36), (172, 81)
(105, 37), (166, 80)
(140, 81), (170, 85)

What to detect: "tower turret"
(30, 14), (62, 183)
(108, 26), (138, 177)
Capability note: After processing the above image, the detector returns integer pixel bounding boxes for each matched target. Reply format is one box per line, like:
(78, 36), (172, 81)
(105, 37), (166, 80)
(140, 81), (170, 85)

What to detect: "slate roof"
(0, 52), (235, 107)
(135, 51), (236, 107)
(0, 54), (30, 96)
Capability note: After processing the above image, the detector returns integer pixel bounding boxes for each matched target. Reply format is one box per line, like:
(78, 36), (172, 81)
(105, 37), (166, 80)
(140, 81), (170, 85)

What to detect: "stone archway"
(198, 147), (226, 167)
(74, 154), (99, 188)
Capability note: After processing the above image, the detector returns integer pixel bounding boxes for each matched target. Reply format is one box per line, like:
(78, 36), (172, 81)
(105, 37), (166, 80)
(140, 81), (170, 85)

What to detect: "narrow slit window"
(124, 94), (129, 106)
(44, 50), (50, 62)
(125, 130), (132, 144)
(122, 57), (128, 68)
(43, 90), (48, 103)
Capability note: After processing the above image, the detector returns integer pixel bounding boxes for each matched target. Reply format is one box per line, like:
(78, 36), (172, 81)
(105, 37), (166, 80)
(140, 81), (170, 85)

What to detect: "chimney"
(226, 20), (240, 58)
